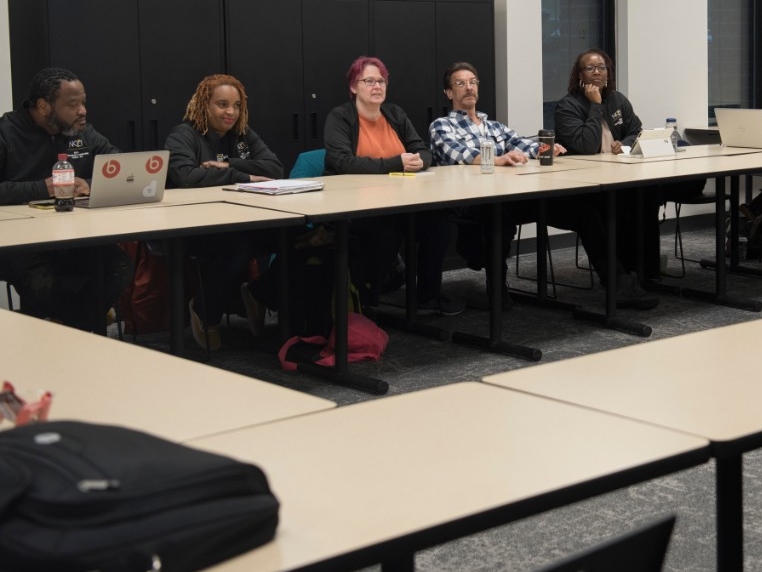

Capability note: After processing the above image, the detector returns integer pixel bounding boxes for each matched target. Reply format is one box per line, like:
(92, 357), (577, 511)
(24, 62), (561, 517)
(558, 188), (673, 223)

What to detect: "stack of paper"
(225, 179), (324, 195)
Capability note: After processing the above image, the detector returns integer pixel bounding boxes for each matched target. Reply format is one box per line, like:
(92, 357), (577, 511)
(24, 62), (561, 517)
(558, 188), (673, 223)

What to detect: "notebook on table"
(75, 150), (169, 208)
(223, 179), (324, 196)
(715, 108), (762, 149)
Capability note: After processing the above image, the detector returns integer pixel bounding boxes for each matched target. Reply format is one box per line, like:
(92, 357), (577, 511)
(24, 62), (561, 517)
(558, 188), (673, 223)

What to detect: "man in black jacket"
(0, 68), (132, 331)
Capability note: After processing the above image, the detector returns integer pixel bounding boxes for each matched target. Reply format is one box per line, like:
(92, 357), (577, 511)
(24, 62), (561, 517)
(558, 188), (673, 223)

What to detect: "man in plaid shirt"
(428, 62), (658, 310)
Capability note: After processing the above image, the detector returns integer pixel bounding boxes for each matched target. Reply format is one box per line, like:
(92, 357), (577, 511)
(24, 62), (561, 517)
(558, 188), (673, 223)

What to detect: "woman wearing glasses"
(554, 49), (640, 155)
(555, 48), (704, 280)
(323, 56), (463, 315)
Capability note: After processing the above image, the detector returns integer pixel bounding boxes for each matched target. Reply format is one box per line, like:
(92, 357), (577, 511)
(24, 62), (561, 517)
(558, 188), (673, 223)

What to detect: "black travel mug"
(538, 129), (555, 166)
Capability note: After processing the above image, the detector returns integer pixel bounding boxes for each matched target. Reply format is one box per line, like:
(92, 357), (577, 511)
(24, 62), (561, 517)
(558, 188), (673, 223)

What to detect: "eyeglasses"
(358, 78), (387, 87)
(581, 64), (608, 73)
(451, 78), (480, 88)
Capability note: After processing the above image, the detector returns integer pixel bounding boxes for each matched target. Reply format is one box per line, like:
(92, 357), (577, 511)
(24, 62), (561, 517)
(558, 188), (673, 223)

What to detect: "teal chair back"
(289, 149), (326, 178)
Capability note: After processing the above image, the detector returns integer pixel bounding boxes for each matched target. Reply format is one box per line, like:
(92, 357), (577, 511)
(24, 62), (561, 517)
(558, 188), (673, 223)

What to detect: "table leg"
(508, 199), (576, 311)
(382, 554), (415, 572)
(716, 454), (743, 572)
(688, 176), (762, 311)
(573, 189), (652, 337)
(296, 219), (389, 394)
(168, 237), (185, 356)
(451, 203), (542, 361)
(90, 246), (106, 336)
(375, 213), (452, 342)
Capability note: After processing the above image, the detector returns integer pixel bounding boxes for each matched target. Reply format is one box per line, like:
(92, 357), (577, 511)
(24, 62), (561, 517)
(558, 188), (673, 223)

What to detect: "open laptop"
(715, 108), (762, 149)
(76, 150), (169, 208)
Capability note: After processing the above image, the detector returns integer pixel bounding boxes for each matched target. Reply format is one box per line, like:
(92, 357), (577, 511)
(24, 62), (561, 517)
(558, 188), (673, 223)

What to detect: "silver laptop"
(714, 108), (762, 149)
(76, 150), (169, 208)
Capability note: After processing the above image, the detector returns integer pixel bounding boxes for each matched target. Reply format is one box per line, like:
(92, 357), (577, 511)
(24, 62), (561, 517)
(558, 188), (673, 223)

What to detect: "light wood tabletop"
(0, 309), (335, 442)
(189, 381), (708, 572)
(200, 164), (600, 221)
(0, 201), (303, 251)
(483, 318), (762, 572)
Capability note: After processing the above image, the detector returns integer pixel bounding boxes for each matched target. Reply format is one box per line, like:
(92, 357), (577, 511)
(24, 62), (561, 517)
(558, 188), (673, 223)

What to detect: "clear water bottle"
(480, 139), (495, 174)
(52, 153), (75, 212)
(665, 117), (679, 151)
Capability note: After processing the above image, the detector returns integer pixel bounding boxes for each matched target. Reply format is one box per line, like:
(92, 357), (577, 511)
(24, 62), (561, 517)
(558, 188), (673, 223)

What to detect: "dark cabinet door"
(373, 1), (438, 142)
(436, 1), (495, 121)
(46, 0), (143, 152)
(226, 0), (305, 174)
(45, 0), (223, 152)
(302, 0), (370, 154)
(372, 0), (495, 143)
(228, 0), (369, 174)
(8, 0), (51, 110)
(138, 0), (225, 151)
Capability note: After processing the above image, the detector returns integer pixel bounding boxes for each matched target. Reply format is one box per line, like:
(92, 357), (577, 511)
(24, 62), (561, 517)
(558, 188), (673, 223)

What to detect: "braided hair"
(26, 68), (79, 108)
(183, 74), (249, 136)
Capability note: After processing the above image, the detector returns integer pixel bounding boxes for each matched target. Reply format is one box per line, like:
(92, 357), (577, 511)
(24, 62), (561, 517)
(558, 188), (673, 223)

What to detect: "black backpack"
(0, 420), (279, 572)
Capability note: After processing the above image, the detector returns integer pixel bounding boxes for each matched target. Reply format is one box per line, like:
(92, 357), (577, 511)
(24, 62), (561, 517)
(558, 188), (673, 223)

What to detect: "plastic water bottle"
(665, 118), (679, 151)
(52, 153), (75, 212)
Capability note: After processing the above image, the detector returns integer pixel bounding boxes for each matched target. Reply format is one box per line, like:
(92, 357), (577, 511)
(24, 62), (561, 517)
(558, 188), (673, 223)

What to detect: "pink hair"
(346, 56), (389, 100)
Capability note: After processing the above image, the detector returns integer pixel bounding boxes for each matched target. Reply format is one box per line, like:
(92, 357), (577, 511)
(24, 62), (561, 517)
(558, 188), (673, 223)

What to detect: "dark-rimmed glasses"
(358, 78), (387, 87)
(581, 64), (608, 73)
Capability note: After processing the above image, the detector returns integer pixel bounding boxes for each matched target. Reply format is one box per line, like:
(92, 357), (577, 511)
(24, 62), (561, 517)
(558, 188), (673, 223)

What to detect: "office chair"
(533, 514), (676, 572)
(135, 240), (224, 362)
(2, 279), (123, 339)
(660, 139), (726, 278)
(514, 225), (594, 297)
(289, 149), (326, 179)
(663, 189), (729, 277)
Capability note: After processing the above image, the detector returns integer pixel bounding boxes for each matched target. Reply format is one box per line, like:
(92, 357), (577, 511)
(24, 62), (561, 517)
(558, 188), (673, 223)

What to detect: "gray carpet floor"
(116, 224), (762, 571)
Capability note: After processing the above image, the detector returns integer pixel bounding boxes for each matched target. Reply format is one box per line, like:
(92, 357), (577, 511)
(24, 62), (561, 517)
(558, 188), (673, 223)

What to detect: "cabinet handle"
(310, 112), (318, 140)
(292, 113), (300, 140)
(149, 120), (159, 150)
(127, 120), (136, 151)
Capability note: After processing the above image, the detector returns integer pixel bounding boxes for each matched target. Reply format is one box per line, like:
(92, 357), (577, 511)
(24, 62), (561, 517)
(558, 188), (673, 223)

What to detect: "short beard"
(47, 111), (82, 137)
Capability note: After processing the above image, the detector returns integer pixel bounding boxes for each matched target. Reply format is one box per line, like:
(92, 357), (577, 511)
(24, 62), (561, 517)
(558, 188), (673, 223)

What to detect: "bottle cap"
(57, 153), (68, 161)
(665, 117), (677, 123)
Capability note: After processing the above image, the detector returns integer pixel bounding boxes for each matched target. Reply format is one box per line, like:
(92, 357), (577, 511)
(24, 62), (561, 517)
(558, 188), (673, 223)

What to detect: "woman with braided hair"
(166, 74), (282, 187)
(165, 74), (283, 350)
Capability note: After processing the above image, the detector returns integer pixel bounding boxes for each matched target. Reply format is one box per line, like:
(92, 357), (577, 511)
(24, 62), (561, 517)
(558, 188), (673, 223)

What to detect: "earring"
(578, 80), (584, 89)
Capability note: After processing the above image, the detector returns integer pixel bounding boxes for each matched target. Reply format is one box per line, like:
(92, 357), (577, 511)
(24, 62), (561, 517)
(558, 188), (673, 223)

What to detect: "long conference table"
(0, 200), (305, 354)
(3, 145), (762, 392)
(200, 146), (762, 391)
(483, 318), (762, 572)
(192, 166), (601, 392)
(189, 381), (709, 572)
(544, 145), (762, 315)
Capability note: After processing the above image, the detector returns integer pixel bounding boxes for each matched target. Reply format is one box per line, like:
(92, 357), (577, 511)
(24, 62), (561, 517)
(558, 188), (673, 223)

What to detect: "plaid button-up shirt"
(429, 110), (538, 165)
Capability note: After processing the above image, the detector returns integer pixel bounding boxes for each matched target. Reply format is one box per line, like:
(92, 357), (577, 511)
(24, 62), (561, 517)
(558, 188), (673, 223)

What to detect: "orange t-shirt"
(356, 114), (406, 158)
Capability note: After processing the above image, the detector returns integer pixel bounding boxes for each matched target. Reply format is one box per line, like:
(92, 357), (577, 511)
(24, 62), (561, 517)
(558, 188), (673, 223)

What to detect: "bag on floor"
(255, 242), (363, 338)
(118, 241), (173, 334)
(0, 420), (279, 572)
(278, 312), (389, 370)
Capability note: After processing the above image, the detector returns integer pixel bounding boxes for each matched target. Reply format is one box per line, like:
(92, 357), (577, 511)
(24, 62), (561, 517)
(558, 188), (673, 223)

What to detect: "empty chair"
(289, 149), (326, 179)
(662, 187), (728, 278)
(533, 514), (676, 572)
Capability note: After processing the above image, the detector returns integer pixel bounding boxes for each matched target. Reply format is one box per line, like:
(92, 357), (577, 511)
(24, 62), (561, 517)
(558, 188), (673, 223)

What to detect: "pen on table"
(389, 172), (416, 177)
